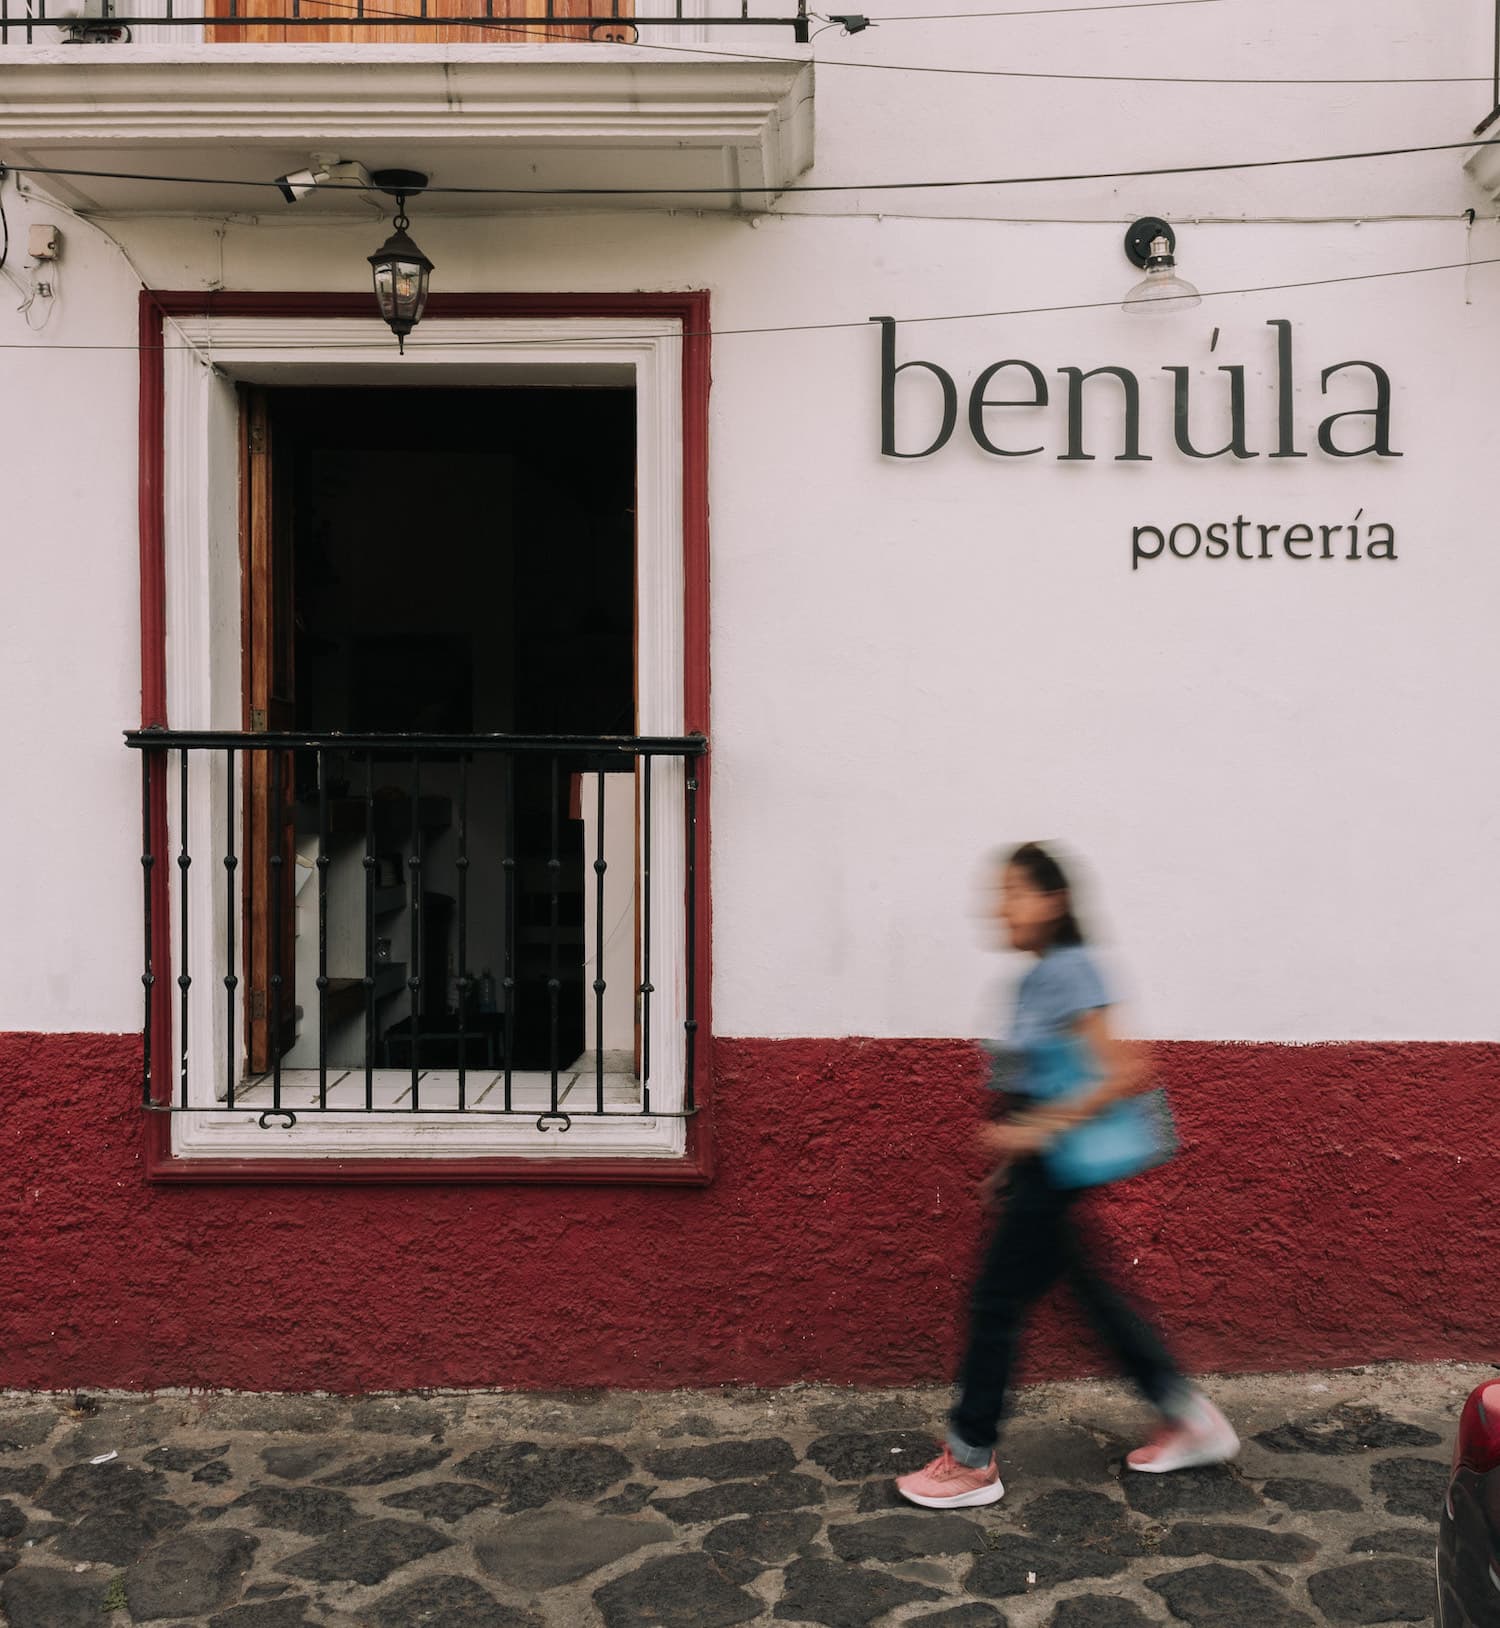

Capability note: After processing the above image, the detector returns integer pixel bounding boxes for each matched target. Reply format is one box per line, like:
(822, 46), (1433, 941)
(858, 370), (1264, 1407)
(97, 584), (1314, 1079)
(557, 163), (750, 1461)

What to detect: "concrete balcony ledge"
(0, 44), (816, 212)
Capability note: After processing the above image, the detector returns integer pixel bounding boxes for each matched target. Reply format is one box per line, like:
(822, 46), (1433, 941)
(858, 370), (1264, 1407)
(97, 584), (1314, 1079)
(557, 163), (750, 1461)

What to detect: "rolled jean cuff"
(945, 1428), (993, 1469)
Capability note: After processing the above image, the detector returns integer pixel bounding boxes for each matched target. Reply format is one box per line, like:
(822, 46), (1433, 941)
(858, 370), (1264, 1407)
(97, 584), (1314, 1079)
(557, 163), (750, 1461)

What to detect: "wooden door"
(208, 0), (631, 46)
(242, 388), (298, 1075)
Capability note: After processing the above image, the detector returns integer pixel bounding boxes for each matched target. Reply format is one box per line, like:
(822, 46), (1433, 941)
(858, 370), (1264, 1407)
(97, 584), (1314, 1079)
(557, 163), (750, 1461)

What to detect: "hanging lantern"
(367, 170), (434, 354)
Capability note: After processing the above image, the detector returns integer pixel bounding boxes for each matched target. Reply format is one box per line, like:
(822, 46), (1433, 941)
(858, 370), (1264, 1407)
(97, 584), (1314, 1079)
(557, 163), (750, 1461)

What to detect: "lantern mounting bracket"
(1124, 216), (1174, 269)
(370, 168), (430, 199)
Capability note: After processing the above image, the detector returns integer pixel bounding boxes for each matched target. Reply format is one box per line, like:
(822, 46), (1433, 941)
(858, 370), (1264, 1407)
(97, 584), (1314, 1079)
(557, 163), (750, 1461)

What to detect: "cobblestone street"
(0, 1362), (1478, 1628)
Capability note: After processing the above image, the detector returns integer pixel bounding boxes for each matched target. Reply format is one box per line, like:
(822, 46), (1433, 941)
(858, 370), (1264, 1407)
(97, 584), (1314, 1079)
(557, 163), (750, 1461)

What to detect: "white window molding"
(161, 313), (689, 1160)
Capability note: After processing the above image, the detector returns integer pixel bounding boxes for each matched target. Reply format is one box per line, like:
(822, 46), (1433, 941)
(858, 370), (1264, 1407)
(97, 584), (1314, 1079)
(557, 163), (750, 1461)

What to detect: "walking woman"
(897, 842), (1238, 1510)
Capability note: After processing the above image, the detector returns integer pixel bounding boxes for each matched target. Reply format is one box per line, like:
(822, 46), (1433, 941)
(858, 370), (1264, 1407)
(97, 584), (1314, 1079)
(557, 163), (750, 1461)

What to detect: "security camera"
(276, 167), (325, 204)
(274, 158), (374, 204)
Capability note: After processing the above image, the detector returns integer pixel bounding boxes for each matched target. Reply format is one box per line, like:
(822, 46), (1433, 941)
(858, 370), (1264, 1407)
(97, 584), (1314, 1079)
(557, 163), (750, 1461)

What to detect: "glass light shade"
(1122, 235), (1201, 315)
(368, 224), (434, 352)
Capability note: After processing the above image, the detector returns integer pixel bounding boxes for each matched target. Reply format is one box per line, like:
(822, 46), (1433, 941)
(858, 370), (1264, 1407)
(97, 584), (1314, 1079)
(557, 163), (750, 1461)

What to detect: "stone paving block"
(1147, 1561), (1315, 1626)
(35, 1457), (169, 1519)
(207, 1598), (319, 1628)
(261, 1444), (343, 1481)
(366, 1573), (544, 1627)
(316, 1446), (451, 1487)
(348, 1398), (451, 1437)
(511, 1392), (642, 1437)
(644, 1437), (797, 1482)
(1120, 1465), (1262, 1519)
(1346, 1527), (1436, 1557)
(662, 1413), (720, 1438)
(827, 1511), (986, 1562)
(594, 1551), (764, 1627)
(1049, 1597), (1155, 1628)
(772, 1554), (943, 1624)
(475, 1508), (675, 1589)
(381, 1480), (499, 1521)
(1261, 1477), (1363, 1512)
(805, 1430), (940, 1481)
(0, 1563), (111, 1628)
(1254, 1407), (1442, 1456)
(913, 1604), (1011, 1627)
(965, 1534), (1128, 1598)
(277, 1517), (452, 1585)
(599, 1482), (656, 1514)
(0, 1464), (46, 1496)
(1020, 1488), (1138, 1547)
(854, 1477), (907, 1512)
(192, 1397), (344, 1435)
(1307, 1557), (1434, 1623)
(808, 1398), (930, 1433)
(651, 1471), (826, 1524)
(144, 1442), (232, 1472)
(124, 1526), (261, 1621)
(51, 1496), (192, 1564)
(703, 1510), (822, 1569)
(57, 1403), (173, 1462)
(225, 1485), (359, 1536)
(0, 1411), (59, 1452)
(1001, 1424), (1114, 1486)
(0, 1501), (23, 1541)
(1369, 1456), (1449, 1518)
(455, 1441), (633, 1511)
(194, 1460), (236, 1486)
(1158, 1521), (1319, 1563)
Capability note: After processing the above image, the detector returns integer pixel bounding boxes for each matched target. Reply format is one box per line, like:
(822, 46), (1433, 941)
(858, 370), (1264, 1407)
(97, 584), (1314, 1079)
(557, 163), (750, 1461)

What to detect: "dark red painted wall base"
(1, 1032), (1495, 1392)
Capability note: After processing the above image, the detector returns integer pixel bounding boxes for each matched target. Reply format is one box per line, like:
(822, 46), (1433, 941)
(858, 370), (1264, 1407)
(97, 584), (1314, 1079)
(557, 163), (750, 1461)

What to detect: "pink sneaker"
(895, 1445), (1004, 1509)
(1127, 1396), (1240, 1474)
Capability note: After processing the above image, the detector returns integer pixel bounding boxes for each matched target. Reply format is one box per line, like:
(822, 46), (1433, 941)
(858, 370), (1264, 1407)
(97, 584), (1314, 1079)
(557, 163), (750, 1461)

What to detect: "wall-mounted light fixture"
(1122, 217), (1201, 315)
(367, 170), (434, 355)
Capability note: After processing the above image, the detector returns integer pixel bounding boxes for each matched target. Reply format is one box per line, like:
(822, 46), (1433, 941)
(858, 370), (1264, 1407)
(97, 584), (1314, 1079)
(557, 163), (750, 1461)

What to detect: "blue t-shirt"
(987, 944), (1110, 1102)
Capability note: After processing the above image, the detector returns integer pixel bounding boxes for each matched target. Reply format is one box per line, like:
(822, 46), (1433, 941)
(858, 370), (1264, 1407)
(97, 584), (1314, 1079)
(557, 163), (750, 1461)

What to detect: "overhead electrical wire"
(860, 0), (1237, 18)
(6, 135), (1498, 199)
(661, 24), (1497, 83)
(1, 252), (1495, 352)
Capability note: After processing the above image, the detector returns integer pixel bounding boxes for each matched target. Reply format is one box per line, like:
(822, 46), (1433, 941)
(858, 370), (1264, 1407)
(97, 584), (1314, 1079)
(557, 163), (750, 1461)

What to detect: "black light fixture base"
(371, 168), (430, 197)
(1124, 216), (1174, 268)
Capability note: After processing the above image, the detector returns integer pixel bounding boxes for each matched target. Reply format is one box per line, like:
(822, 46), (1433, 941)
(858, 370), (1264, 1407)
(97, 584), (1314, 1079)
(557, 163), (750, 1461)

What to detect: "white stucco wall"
(1, 0), (1496, 1042)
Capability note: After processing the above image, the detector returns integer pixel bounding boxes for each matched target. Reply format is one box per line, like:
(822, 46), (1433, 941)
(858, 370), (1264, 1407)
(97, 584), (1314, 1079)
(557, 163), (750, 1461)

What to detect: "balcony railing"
(126, 729), (706, 1136)
(2, 0), (809, 43)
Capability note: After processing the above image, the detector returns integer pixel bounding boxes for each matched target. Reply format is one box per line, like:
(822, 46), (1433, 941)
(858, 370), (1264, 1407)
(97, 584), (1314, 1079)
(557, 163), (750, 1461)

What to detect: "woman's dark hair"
(1006, 842), (1085, 946)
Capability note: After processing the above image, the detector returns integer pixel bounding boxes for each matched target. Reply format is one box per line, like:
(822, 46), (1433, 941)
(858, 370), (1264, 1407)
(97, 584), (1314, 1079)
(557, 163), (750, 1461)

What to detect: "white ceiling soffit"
(0, 44), (816, 213)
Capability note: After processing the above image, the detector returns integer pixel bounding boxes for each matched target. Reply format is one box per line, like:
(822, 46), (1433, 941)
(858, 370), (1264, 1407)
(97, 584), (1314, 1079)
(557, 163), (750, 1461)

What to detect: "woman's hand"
(975, 1108), (1076, 1159)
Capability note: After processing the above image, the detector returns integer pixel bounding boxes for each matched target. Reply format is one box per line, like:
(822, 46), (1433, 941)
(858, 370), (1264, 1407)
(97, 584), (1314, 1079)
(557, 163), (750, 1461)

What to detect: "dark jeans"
(949, 1156), (1186, 1459)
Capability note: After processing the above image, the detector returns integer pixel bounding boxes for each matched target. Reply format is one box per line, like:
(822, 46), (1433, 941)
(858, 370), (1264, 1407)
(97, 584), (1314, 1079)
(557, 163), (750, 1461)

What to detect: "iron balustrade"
(126, 728), (706, 1134)
(2, 0), (809, 42)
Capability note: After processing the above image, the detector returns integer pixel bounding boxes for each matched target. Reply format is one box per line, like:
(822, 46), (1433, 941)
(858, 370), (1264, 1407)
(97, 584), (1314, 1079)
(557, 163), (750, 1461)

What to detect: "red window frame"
(137, 289), (712, 1184)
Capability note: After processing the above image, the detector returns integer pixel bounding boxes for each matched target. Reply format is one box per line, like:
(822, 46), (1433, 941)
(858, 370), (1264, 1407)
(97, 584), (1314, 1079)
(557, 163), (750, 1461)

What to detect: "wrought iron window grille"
(3, 0), (809, 44)
(126, 728), (706, 1138)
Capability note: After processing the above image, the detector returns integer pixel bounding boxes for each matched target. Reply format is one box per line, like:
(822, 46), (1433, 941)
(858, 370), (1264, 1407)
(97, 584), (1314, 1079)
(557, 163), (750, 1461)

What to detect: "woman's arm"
(978, 1008), (1153, 1157)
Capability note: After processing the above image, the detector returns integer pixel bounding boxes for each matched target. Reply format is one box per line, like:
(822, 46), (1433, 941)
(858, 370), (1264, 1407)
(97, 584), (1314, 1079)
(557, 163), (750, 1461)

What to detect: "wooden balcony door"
(242, 389), (298, 1075)
(208, 0), (633, 46)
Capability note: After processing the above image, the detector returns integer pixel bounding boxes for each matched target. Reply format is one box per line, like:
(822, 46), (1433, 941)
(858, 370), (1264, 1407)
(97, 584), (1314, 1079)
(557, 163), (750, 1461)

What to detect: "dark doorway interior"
(269, 386), (636, 1072)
